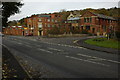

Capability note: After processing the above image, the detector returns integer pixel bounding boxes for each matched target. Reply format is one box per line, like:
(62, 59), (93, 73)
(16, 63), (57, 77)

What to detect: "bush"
(115, 31), (120, 38)
(47, 27), (61, 35)
(70, 27), (81, 34)
(81, 30), (89, 34)
(93, 38), (106, 42)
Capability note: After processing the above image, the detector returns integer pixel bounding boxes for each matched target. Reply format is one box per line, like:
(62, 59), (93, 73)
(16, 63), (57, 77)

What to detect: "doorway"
(22, 31), (24, 36)
(39, 31), (42, 36)
(92, 28), (95, 33)
(81, 26), (83, 30)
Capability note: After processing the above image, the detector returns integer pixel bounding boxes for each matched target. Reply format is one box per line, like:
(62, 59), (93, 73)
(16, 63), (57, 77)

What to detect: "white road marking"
(65, 56), (110, 67)
(17, 42), (22, 45)
(37, 48), (53, 54)
(43, 42), (86, 50)
(73, 40), (79, 43)
(77, 53), (93, 58)
(77, 53), (120, 64)
(48, 47), (63, 52)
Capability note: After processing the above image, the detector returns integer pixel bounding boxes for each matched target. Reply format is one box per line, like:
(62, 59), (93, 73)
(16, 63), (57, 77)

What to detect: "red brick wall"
(80, 11), (117, 35)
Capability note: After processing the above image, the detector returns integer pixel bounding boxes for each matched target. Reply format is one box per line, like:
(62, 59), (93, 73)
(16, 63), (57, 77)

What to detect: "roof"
(12, 26), (16, 28)
(67, 17), (80, 21)
(38, 15), (51, 18)
(17, 26), (22, 28)
(92, 12), (116, 20)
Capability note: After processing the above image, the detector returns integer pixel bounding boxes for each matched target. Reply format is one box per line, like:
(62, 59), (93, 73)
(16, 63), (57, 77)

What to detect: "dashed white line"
(77, 53), (93, 58)
(42, 41), (84, 49)
(73, 40), (79, 43)
(37, 48), (53, 54)
(17, 42), (22, 45)
(65, 56), (110, 67)
(48, 47), (63, 52)
(77, 53), (120, 64)
(43, 42), (86, 49)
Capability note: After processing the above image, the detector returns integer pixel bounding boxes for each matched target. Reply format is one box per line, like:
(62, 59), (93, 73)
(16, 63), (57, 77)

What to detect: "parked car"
(25, 33), (33, 36)
(0, 33), (4, 37)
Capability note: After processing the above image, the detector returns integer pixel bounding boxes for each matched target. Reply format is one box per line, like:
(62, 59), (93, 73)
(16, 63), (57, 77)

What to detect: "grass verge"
(85, 38), (120, 49)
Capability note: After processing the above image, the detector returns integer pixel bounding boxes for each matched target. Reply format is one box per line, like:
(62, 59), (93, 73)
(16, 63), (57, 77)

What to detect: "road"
(2, 36), (119, 78)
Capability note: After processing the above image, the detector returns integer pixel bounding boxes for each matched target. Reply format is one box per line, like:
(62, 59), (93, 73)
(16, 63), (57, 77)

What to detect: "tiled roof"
(39, 15), (51, 18)
(17, 26), (22, 28)
(92, 12), (116, 20)
(67, 17), (80, 21)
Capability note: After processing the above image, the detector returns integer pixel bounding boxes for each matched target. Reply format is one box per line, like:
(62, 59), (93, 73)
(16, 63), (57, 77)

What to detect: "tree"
(47, 26), (61, 35)
(59, 9), (70, 23)
(2, 2), (23, 27)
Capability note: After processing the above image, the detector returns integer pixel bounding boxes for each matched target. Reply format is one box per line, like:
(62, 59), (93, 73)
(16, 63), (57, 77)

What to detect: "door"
(22, 31), (24, 36)
(92, 28), (95, 33)
(39, 31), (42, 36)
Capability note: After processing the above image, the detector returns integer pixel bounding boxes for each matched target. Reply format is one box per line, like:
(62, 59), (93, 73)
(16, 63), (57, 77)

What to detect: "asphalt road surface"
(2, 36), (119, 78)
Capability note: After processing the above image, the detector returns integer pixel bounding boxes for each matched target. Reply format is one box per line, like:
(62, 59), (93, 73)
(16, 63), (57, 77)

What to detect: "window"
(48, 24), (50, 27)
(52, 19), (54, 22)
(84, 18), (87, 22)
(52, 25), (54, 27)
(38, 24), (42, 28)
(84, 17), (92, 23)
(102, 25), (106, 32)
(48, 19), (50, 22)
(44, 23), (46, 27)
(90, 17), (92, 23)
(39, 18), (42, 21)
(29, 19), (31, 22)
(55, 15), (57, 17)
(86, 26), (90, 30)
(55, 20), (57, 22)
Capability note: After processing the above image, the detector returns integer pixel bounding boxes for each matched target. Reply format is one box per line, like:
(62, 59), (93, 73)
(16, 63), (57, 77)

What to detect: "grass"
(85, 38), (120, 49)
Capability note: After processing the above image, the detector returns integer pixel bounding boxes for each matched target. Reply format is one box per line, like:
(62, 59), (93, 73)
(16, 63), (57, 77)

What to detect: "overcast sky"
(8, 0), (119, 21)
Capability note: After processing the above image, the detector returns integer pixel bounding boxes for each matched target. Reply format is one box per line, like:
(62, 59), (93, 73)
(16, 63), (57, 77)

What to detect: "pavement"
(75, 37), (119, 54)
(2, 36), (120, 78)
(2, 45), (29, 79)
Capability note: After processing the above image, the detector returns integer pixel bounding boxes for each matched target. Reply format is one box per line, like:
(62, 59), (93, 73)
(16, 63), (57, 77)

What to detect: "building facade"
(3, 11), (118, 36)
(66, 11), (118, 36)
(80, 11), (117, 36)
(3, 26), (28, 36)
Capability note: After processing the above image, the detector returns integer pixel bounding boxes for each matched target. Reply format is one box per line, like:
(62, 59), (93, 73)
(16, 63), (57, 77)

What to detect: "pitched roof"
(68, 17), (80, 21)
(92, 12), (116, 20)
(38, 14), (51, 18)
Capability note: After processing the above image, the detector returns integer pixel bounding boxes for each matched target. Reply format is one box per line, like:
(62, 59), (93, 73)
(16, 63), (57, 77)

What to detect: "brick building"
(66, 12), (81, 34)
(24, 13), (64, 36)
(3, 11), (118, 36)
(3, 26), (28, 36)
(80, 11), (117, 36)
(66, 11), (118, 36)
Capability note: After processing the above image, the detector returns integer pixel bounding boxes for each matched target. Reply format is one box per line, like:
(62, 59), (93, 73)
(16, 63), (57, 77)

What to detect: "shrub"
(71, 27), (81, 34)
(115, 31), (120, 38)
(47, 27), (61, 35)
(93, 38), (106, 42)
(81, 30), (89, 34)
